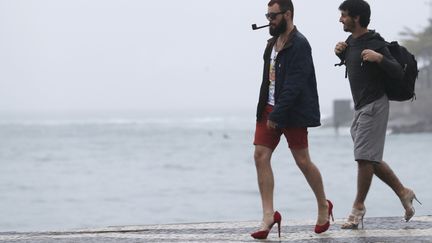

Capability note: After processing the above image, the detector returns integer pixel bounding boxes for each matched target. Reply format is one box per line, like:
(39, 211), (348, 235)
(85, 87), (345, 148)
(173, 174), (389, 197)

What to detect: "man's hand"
(361, 49), (383, 63)
(335, 42), (348, 54)
(267, 120), (278, 129)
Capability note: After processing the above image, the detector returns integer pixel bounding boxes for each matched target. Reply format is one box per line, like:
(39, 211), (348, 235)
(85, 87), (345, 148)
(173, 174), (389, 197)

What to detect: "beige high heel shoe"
(341, 208), (366, 229)
(400, 189), (422, 222)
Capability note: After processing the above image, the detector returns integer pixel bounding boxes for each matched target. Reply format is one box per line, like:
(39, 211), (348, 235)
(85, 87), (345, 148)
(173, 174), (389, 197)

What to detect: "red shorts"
(254, 105), (308, 150)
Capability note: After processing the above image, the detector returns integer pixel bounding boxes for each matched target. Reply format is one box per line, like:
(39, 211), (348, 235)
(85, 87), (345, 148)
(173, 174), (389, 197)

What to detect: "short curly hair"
(339, 0), (371, 28)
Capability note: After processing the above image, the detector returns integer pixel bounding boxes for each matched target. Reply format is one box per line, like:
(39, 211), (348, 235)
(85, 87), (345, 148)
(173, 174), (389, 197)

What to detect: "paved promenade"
(1, 216), (432, 242)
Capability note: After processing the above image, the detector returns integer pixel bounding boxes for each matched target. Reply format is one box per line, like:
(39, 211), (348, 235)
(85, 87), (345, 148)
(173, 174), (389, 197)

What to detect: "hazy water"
(0, 115), (431, 232)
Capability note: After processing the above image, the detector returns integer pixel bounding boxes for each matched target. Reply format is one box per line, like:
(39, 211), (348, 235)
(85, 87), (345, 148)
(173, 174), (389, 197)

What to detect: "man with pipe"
(250, 0), (333, 239)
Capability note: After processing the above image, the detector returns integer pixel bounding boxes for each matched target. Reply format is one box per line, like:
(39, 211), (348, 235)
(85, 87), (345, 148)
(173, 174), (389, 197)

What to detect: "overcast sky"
(0, 0), (430, 117)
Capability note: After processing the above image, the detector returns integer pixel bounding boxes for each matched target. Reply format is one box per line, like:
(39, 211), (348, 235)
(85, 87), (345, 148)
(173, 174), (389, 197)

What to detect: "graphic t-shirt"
(268, 47), (278, 106)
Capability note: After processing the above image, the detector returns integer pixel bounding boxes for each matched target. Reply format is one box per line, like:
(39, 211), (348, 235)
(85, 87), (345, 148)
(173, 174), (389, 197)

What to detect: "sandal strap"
(343, 208), (366, 226)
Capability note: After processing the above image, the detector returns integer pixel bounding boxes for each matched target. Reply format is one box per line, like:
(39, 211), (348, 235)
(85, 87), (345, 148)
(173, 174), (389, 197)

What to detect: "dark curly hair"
(339, 0), (371, 28)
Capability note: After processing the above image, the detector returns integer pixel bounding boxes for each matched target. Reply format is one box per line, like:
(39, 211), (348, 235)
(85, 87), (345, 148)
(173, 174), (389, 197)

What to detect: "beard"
(343, 19), (355, 33)
(269, 18), (287, 37)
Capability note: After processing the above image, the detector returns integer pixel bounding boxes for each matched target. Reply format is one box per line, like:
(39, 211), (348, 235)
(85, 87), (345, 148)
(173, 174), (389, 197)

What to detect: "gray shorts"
(350, 95), (389, 163)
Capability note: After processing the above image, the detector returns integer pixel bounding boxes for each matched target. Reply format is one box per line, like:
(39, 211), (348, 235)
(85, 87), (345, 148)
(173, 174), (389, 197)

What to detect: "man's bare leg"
(291, 148), (328, 225)
(353, 160), (374, 210)
(373, 160), (418, 220)
(254, 145), (275, 227)
(373, 160), (409, 198)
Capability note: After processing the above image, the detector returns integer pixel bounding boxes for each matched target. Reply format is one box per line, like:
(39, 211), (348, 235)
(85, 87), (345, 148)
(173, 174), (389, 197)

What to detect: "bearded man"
(251, 0), (333, 239)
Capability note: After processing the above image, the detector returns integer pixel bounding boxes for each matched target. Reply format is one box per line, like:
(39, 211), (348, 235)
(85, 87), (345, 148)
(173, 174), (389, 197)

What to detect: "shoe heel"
(328, 200), (334, 222)
(274, 211), (282, 238)
(414, 195), (422, 205)
(360, 216), (364, 229)
(277, 221), (281, 238)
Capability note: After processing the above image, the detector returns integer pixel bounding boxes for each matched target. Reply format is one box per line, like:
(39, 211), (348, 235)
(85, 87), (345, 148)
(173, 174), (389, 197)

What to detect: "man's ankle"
(353, 203), (365, 211)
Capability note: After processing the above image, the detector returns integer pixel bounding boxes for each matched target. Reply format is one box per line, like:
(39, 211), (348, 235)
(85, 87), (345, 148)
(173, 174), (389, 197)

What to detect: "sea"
(0, 112), (431, 232)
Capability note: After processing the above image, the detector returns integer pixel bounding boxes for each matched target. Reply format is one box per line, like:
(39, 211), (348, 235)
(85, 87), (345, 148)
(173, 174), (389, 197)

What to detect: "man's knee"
(294, 157), (311, 169)
(357, 159), (378, 166)
(357, 160), (368, 164)
(254, 146), (272, 166)
(291, 149), (311, 167)
(357, 160), (376, 172)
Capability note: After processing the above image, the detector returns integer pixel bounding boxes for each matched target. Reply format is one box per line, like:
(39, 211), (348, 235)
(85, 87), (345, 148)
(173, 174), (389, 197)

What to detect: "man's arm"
(361, 47), (404, 79)
(378, 47), (404, 80)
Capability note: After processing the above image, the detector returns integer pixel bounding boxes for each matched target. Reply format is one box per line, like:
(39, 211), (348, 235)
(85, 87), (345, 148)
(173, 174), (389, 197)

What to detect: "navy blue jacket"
(256, 27), (321, 128)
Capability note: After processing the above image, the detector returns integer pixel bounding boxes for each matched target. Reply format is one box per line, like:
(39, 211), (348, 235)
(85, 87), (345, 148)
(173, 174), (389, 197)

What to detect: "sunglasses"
(265, 11), (286, 21)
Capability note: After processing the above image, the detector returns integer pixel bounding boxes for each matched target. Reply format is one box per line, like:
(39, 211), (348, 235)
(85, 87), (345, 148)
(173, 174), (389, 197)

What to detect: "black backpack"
(384, 41), (418, 101)
(336, 39), (419, 102)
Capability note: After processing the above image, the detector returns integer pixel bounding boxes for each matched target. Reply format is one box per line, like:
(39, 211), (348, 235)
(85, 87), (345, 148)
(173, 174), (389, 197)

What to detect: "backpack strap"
(334, 35), (352, 78)
(334, 60), (345, 67)
(334, 60), (348, 78)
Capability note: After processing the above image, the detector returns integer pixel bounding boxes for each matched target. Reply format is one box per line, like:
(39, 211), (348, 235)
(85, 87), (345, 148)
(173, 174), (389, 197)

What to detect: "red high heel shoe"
(251, 211), (282, 239)
(314, 200), (334, 234)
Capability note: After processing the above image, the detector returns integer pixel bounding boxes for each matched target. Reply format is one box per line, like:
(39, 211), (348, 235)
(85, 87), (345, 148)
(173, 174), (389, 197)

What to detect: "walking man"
(334, 0), (421, 229)
(251, 0), (333, 239)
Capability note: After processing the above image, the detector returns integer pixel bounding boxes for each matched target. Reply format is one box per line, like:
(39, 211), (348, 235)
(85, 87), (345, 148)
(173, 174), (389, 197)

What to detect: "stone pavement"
(1, 216), (432, 242)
